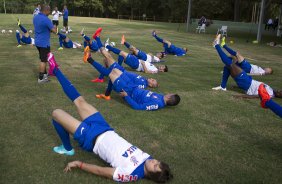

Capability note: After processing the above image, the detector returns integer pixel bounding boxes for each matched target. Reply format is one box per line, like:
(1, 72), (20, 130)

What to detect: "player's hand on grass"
(64, 161), (81, 172)
(119, 90), (128, 97)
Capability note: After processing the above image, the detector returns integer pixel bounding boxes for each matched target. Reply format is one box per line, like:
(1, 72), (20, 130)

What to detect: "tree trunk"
(234, 0), (241, 22)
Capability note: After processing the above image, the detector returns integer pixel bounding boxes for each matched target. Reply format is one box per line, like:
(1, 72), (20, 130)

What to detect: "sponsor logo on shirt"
(146, 105), (159, 110)
(130, 156), (139, 166)
(146, 91), (153, 97)
(138, 85), (145, 89)
(117, 174), (138, 182)
(122, 146), (138, 158)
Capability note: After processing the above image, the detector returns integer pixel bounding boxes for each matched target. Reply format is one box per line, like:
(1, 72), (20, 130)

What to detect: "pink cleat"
(47, 52), (59, 76)
(92, 27), (102, 39)
(91, 78), (104, 83)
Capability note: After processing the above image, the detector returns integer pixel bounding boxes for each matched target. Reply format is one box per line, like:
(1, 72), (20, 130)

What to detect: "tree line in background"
(0, 0), (280, 23)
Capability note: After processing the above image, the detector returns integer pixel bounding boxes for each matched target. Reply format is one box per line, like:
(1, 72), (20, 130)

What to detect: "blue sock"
(59, 37), (63, 47)
(154, 35), (163, 43)
(98, 73), (104, 80)
(58, 33), (66, 39)
(105, 81), (113, 96)
(118, 55), (124, 65)
(215, 45), (232, 66)
(223, 45), (237, 56)
(54, 68), (81, 101)
(19, 24), (27, 33)
(83, 35), (91, 41)
(106, 45), (121, 55)
(87, 57), (111, 76)
(265, 100), (282, 118)
(220, 66), (230, 88)
(95, 37), (103, 49)
(52, 120), (73, 151)
(124, 42), (131, 49)
(16, 32), (21, 44)
(83, 41), (88, 48)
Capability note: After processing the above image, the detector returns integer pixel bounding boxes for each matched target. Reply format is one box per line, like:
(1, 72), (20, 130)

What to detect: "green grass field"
(1, 14), (282, 183)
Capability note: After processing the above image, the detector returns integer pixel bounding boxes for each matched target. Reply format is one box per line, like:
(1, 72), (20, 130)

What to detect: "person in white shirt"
(265, 18), (273, 30)
(46, 53), (173, 183)
(52, 7), (62, 27)
(33, 4), (41, 16)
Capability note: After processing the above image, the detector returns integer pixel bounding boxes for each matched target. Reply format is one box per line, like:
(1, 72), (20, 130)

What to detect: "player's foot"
(220, 36), (226, 47)
(213, 34), (221, 47)
(80, 28), (84, 36)
(58, 47), (63, 50)
(121, 35), (125, 44)
(16, 30), (19, 33)
(258, 84), (271, 108)
(105, 38), (110, 51)
(17, 18), (21, 26)
(212, 86), (227, 91)
(53, 145), (75, 156)
(83, 46), (91, 63)
(91, 78), (104, 83)
(96, 94), (111, 100)
(92, 27), (102, 39)
(38, 78), (50, 84)
(17, 44), (22, 48)
(47, 52), (59, 76)
(152, 30), (156, 36)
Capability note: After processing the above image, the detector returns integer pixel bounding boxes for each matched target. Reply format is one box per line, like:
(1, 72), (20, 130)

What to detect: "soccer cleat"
(105, 38), (110, 51)
(91, 78), (104, 83)
(120, 35), (125, 45)
(92, 27), (102, 39)
(58, 47), (63, 50)
(17, 44), (22, 48)
(220, 36), (226, 47)
(83, 46), (91, 63)
(47, 52), (59, 76)
(38, 77), (50, 84)
(17, 18), (21, 26)
(53, 145), (75, 156)
(96, 94), (111, 100)
(152, 30), (156, 36)
(258, 84), (271, 108)
(213, 34), (221, 47)
(212, 86), (227, 91)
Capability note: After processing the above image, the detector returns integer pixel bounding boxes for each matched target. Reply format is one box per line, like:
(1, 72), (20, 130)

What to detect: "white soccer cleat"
(29, 30), (33, 34)
(213, 34), (221, 47)
(105, 38), (110, 51)
(2, 29), (6, 33)
(110, 41), (116, 47)
(9, 30), (13, 33)
(212, 86), (227, 91)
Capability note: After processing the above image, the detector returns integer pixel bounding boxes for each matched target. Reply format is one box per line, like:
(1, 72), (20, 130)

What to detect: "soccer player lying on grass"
(213, 38), (273, 91)
(213, 34), (282, 98)
(258, 84), (282, 118)
(16, 19), (35, 47)
(152, 30), (188, 57)
(121, 35), (165, 63)
(106, 43), (168, 74)
(57, 32), (82, 50)
(83, 31), (180, 110)
(80, 28), (99, 52)
(47, 52), (173, 183)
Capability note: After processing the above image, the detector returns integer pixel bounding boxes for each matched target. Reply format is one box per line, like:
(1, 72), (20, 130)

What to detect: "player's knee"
(52, 109), (63, 119)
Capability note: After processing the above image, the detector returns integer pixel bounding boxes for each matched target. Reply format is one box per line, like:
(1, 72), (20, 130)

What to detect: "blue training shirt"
(124, 72), (148, 89)
(124, 89), (165, 111)
(33, 13), (54, 48)
(164, 43), (186, 56)
(63, 9), (68, 19)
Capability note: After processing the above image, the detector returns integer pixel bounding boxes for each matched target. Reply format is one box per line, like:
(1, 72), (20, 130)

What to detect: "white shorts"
(31, 38), (35, 45)
(246, 79), (274, 97)
(250, 64), (265, 75)
(72, 42), (81, 49)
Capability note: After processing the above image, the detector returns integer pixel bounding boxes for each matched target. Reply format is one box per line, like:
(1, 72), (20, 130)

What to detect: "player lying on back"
(258, 84), (282, 118)
(57, 32), (82, 50)
(46, 53), (173, 183)
(213, 34), (282, 98)
(121, 35), (166, 62)
(80, 28), (99, 52)
(152, 30), (188, 57)
(16, 19), (35, 47)
(83, 28), (180, 110)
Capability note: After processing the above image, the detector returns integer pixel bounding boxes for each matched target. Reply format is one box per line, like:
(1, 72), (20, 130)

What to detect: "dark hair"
(274, 90), (282, 98)
(41, 4), (50, 11)
(147, 162), (173, 183)
(164, 65), (168, 72)
(166, 94), (180, 106)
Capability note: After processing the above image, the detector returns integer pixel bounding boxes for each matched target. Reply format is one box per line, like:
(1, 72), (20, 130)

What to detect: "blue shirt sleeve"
(46, 18), (54, 31)
(124, 96), (160, 111)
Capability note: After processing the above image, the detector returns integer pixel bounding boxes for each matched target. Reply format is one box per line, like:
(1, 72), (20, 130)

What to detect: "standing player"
(16, 19), (35, 47)
(52, 7), (62, 28)
(213, 34), (281, 98)
(152, 30), (188, 57)
(46, 53), (173, 183)
(33, 4), (41, 16)
(258, 84), (282, 118)
(62, 5), (69, 33)
(33, 4), (57, 83)
(57, 32), (82, 50)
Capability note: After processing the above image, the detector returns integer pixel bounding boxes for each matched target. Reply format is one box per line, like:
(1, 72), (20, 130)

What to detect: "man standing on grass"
(33, 4), (41, 17)
(63, 5), (69, 33)
(33, 4), (57, 83)
(52, 7), (62, 28)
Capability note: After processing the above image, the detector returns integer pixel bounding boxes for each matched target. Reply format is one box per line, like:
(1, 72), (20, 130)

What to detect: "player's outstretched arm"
(64, 161), (114, 179)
